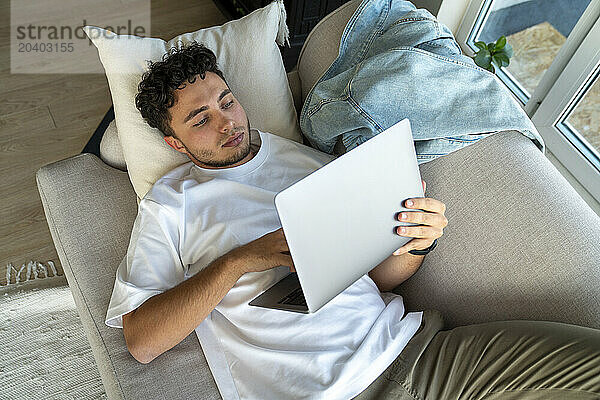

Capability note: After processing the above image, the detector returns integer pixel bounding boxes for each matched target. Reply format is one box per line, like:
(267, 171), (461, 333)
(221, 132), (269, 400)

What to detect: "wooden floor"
(0, 0), (227, 284)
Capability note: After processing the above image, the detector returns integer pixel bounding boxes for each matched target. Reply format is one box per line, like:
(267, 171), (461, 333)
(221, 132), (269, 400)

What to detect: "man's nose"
(218, 114), (235, 133)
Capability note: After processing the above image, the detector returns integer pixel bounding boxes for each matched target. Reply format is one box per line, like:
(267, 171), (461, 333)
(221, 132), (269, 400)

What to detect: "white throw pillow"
(85, 0), (301, 199)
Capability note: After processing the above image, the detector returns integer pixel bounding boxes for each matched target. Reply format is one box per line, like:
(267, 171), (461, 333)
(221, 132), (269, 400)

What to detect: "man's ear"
(164, 136), (187, 154)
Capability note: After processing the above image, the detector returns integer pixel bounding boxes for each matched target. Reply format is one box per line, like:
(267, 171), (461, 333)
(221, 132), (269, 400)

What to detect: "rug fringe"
(5, 260), (58, 285)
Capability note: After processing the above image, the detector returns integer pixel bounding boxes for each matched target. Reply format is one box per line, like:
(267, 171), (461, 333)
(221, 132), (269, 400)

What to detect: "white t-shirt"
(106, 129), (423, 400)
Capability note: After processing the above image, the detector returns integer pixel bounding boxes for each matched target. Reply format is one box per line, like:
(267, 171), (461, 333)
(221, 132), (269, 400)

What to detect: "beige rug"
(0, 277), (106, 399)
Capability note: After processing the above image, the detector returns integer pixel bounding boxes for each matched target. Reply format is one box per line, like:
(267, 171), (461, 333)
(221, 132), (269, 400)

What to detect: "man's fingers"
(279, 240), (290, 252)
(397, 211), (448, 228)
(266, 228), (290, 252)
(276, 229), (291, 250)
(278, 254), (295, 271)
(404, 197), (446, 215)
(396, 224), (443, 239)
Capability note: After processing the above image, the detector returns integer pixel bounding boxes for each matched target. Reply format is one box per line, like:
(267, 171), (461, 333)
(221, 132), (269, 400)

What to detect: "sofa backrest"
(297, 0), (360, 104)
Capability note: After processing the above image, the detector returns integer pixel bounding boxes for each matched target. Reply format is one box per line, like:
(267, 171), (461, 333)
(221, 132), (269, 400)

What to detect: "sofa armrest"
(396, 131), (600, 330)
(36, 154), (221, 400)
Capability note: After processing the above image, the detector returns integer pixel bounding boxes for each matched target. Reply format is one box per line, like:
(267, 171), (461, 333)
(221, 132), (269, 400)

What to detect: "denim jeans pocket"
(415, 133), (489, 164)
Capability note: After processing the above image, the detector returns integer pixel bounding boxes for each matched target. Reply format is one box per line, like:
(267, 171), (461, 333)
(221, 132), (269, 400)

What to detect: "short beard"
(178, 117), (253, 168)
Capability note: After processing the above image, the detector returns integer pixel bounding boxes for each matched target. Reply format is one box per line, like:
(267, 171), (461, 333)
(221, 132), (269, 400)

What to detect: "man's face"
(165, 71), (253, 169)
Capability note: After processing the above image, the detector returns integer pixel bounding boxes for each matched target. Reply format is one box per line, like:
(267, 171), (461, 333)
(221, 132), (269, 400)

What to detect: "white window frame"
(452, 0), (600, 206)
(531, 22), (600, 202)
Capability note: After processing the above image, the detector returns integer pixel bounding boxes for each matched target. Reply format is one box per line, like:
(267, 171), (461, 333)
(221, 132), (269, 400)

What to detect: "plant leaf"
(503, 43), (513, 58)
(487, 63), (495, 73)
(495, 36), (507, 50)
(496, 53), (510, 67)
(487, 42), (496, 52)
(474, 41), (487, 50)
(492, 55), (501, 69)
(474, 49), (491, 68)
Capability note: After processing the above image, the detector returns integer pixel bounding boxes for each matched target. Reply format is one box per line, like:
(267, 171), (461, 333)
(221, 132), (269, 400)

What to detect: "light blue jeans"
(299, 0), (545, 163)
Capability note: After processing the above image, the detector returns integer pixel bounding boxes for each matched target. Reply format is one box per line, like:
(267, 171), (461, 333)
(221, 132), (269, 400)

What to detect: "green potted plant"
(472, 35), (513, 73)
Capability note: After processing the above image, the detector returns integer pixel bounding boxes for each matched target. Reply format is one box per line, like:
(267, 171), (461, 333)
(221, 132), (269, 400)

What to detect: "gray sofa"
(36, 1), (600, 399)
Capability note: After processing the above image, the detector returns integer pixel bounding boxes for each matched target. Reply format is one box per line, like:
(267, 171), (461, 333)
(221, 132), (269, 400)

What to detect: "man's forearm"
(368, 252), (425, 292)
(123, 253), (244, 364)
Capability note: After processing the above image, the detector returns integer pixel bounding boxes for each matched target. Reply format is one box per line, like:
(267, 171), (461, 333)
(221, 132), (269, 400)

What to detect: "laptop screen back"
(274, 119), (424, 312)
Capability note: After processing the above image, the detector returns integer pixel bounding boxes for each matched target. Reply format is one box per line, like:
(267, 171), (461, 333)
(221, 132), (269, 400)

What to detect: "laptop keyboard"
(277, 287), (307, 307)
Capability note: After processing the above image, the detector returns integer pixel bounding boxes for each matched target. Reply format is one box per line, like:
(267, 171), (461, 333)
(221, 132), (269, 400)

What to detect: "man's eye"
(223, 100), (234, 108)
(193, 117), (207, 127)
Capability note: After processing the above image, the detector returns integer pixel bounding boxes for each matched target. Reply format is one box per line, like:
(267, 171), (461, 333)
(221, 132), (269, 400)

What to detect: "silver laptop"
(249, 118), (424, 313)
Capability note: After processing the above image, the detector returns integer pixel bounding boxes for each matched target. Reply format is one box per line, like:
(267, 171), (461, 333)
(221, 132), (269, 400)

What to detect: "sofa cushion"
(394, 130), (600, 330)
(99, 120), (126, 171)
(86, 0), (301, 199)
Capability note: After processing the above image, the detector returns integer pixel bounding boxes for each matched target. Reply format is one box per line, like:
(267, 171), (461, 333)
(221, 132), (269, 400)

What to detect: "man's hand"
(228, 228), (296, 274)
(122, 228), (294, 364)
(392, 180), (448, 256)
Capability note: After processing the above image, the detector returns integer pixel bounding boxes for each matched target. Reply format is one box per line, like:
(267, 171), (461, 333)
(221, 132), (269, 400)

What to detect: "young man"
(106, 43), (600, 399)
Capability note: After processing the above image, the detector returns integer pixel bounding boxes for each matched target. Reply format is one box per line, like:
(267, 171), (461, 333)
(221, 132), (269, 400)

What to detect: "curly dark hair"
(135, 43), (227, 137)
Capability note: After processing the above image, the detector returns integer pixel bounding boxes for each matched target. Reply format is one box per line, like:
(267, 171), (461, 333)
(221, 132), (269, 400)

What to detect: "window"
(456, 0), (600, 207)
